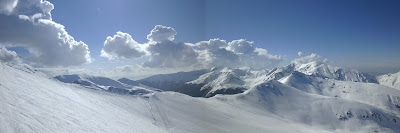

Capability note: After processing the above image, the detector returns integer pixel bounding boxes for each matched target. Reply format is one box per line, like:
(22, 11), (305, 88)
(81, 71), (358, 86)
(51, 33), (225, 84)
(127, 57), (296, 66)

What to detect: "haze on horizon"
(0, 0), (399, 79)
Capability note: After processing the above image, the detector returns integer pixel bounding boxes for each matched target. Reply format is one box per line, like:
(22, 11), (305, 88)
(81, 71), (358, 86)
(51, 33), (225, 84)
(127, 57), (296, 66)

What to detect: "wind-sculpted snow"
(2, 62), (400, 132)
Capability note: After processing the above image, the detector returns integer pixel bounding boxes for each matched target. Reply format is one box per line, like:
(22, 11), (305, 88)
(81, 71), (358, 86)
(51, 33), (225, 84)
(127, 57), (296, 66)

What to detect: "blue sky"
(47, 0), (400, 74)
(1, 0), (399, 77)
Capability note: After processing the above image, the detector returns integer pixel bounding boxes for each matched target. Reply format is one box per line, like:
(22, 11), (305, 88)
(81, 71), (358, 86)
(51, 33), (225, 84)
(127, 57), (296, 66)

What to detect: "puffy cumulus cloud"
(292, 52), (328, 65)
(0, 47), (22, 64)
(0, 0), (91, 66)
(102, 25), (283, 69)
(227, 39), (255, 54)
(102, 25), (199, 68)
(101, 32), (146, 59)
(147, 25), (177, 42)
(195, 38), (283, 69)
(197, 47), (239, 68)
(196, 38), (228, 50)
(144, 41), (199, 68)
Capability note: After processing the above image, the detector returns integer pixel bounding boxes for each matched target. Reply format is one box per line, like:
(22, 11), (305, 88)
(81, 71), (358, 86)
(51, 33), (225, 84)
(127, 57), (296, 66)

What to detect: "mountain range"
(1, 60), (400, 132)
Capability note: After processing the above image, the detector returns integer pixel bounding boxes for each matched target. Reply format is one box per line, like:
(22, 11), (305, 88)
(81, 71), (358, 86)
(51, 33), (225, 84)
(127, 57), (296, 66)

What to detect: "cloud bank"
(0, 0), (91, 66)
(101, 25), (283, 69)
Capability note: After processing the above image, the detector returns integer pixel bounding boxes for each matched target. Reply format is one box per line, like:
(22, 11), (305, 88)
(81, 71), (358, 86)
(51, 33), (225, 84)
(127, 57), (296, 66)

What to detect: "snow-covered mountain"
(2, 61), (400, 132)
(279, 71), (400, 114)
(378, 71), (400, 90)
(55, 74), (156, 95)
(293, 61), (378, 83)
(138, 69), (209, 97)
(187, 67), (250, 97)
(139, 61), (378, 98)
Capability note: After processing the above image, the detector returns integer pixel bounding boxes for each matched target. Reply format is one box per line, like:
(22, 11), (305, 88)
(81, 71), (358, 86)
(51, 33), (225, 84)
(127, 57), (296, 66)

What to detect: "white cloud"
(227, 39), (255, 54)
(196, 38), (228, 50)
(101, 31), (146, 59)
(144, 41), (199, 68)
(197, 47), (239, 68)
(0, 47), (22, 64)
(0, 0), (18, 15)
(195, 38), (283, 69)
(113, 65), (142, 73)
(147, 25), (177, 42)
(102, 25), (283, 69)
(292, 52), (328, 65)
(0, 0), (91, 66)
(298, 51), (304, 57)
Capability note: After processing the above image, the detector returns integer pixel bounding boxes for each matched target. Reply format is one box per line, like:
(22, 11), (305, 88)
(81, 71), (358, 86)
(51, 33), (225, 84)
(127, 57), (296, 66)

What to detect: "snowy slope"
(55, 74), (155, 95)
(0, 62), (166, 133)
(293, 61), (377, 83)
(226, 80), (400, 132)
(138, 69), (209, 97)
(279, 71), (400, 115)
(139, 69), (208, 83)
(187, 67), (250, 97)
(378, 71), (400, 90)
(1, 62), (400, 132)
(55, 74), (129, 89)
(118, 77), (140, 86)
(0, 62), (337, 133)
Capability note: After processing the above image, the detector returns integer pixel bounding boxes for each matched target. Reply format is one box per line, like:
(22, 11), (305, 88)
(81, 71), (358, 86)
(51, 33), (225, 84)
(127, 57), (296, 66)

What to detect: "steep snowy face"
(378, 71), (400, 90)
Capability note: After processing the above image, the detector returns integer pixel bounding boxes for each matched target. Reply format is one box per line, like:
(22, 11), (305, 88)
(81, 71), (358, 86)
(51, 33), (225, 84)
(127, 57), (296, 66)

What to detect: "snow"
(187, 67), (249, 97)
(55, 74), (129, 89)
(0, 62), (332, 133)
(138, 69), (208, 83)
(139, 61), (378, 98)
(293, 61), (377, 83)
(0, 62), (166, 133)
(2, 61), (400, 132)
(378, 71), (400, 90)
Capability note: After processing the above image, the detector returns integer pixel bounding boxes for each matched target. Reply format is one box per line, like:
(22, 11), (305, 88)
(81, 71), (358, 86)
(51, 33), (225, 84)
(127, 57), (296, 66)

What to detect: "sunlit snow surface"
(1, 62), (400, 133)
(378, 71), (400, 90)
